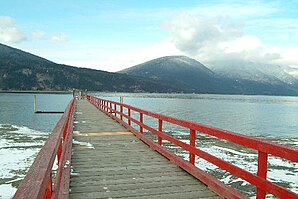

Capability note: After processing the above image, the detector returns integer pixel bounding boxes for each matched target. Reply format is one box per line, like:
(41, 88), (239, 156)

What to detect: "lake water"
(0, 92), (297, 198)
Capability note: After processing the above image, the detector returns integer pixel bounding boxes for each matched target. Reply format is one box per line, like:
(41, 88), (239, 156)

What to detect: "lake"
(0, 92), (297, 198)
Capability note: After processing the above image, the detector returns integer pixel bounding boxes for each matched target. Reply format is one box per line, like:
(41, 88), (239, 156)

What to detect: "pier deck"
(70, 100), (221, 199)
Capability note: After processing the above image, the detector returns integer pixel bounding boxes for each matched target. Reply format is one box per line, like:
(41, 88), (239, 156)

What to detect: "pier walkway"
(70, 100), (221, 198)
(13, 95), (298, 199)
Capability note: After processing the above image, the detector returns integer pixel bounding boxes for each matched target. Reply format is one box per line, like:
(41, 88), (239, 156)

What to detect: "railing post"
(128, 109), (131, 125)
(120, 105), (123, 120)
(57, 139), (62, 164)
(63, 120), (68, 140)
(189, 129), (196, 165)
(256, 151), (268, 199)
(109, 102), (112, 113)
(158, 119), (163, 145)
(140, 113), (143, 134)
(114, 103), (117, 116)
(43, 174), (52, 199)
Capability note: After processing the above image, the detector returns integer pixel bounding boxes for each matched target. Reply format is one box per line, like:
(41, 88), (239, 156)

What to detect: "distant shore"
(0, 90), (72, 94)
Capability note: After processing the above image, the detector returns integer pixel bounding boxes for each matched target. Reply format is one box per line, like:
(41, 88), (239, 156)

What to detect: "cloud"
(277, 47), (298, 66)
(51, 33), (68, 42)
(62, 38), (183, 72)
(0, 17), (67, 43)
(165, 14), (243, 57)
(0, 16), (26, 43)
(96, 38), (183, 72)
(218, 36), (262, 53)
(165, 12), (298, 67)
(190, 1), (280, 19)
(32, 31), (46, 39)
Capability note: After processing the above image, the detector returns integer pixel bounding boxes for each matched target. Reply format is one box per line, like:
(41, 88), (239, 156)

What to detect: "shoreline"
(0, 90), (72, 94)
(0, 90), (298, 97)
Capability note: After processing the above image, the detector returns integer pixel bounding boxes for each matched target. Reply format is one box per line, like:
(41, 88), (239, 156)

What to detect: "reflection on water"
(0, 92), (297, 198)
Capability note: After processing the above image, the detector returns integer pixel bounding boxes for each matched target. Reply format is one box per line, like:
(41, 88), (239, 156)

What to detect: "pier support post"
(34, 95), (37, 113)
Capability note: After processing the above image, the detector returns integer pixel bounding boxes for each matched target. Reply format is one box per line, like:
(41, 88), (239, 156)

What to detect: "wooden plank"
(70, 185), (218, 199)
(70, 172), (190, 185)
(70, 180), (206, 193)
(70, 100), (221, 199)
(124, 192), (222, 199)
(73, 132), (132, 136)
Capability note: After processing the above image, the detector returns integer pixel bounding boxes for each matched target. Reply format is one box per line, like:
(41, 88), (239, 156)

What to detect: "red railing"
(87, 95), (298, 199)
(13, 99), (75, 199)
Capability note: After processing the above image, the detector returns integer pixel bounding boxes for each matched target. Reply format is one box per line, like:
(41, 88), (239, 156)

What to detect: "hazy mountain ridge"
(120, 56), (231, 93)
(210, 60), (298, 95)
(208, 60), (298, 84)
(121, 56), (298, 95)
(0, 43), (182, 92)
(1, 43), (298, 95)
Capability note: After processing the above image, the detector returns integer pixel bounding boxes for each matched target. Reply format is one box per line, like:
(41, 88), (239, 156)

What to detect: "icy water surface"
(0, 93), (72, 198)
(0, 92), (297, 198)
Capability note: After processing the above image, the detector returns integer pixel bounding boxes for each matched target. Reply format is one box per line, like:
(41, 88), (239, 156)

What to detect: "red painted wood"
(120, 105), (123, 120)
(256, 151), (268, 199)
(128, 109), (131, 125)
(140, 112), (144, 134)
(52, 122), (73, 199)
(87, 95), (298, 199)
(189, 129), (196, 165)
(13, 99), (75, 199)
(57, 139), (62, 164)
(43, 175), (52, 199)
(112, 113), (247, 199)
(57, 132), (73, 199)
(158, 119), (163, 145)
(114, 103), (117, 116)
(96, 97), (298, 162)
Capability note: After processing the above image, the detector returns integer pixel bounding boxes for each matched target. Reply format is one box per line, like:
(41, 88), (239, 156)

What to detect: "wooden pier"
(70, 100), (221, 198)
(13, 95), (298, 199)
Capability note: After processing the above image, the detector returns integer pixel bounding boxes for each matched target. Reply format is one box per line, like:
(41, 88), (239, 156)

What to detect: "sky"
(0, 0), (298, 72)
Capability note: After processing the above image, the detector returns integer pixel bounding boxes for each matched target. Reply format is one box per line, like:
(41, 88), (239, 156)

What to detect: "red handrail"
(13, 98), (75, 199)
(87, 95), (298, 199)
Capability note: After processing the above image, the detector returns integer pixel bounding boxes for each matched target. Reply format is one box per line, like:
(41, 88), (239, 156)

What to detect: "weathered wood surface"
(70, 100), (221, 199)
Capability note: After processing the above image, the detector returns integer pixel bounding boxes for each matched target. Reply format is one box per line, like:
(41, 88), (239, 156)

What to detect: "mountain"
(120, 56), (298, 96)
(120, 56), (234, 93)
(0, 43), (182, 92)
(208, 59), (298, 95)
(1, 42), (298, 95)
